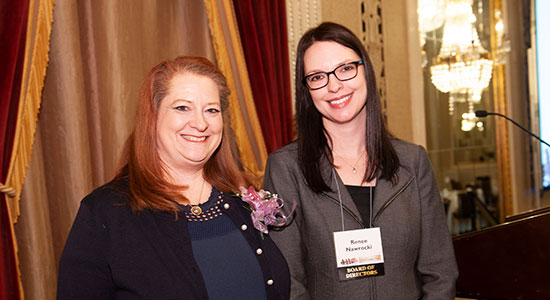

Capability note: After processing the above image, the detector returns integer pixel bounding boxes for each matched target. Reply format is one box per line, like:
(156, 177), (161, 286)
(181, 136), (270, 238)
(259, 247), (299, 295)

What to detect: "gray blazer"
(264, 140), (458, 300)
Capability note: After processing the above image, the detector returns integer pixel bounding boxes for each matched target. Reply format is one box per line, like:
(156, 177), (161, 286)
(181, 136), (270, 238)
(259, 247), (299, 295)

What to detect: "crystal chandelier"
(417, 0), (447, 46)
(430, 0), (493, 115)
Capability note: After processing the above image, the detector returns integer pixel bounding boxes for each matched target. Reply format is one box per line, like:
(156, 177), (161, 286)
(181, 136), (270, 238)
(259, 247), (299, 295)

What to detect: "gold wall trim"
(490, 0), (513, 220)
(493, 64), (512, 221)
(203, 0), (268, 183)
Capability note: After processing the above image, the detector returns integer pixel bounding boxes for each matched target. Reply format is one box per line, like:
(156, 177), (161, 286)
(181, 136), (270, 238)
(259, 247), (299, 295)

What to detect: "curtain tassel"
(0, 183), (16, 198)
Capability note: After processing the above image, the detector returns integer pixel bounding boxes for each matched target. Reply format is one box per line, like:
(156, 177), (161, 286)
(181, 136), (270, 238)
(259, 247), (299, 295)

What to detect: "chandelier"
(417, 0), (447, 46)
(430, 0), (493, 115)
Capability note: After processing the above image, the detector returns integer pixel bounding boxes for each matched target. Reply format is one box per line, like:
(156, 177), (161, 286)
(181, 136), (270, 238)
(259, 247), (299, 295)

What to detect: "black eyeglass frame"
(302, 60), (364, 90)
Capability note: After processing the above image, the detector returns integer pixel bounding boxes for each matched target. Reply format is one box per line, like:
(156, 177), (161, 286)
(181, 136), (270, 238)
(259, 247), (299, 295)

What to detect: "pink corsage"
(237, 186), (296, 237)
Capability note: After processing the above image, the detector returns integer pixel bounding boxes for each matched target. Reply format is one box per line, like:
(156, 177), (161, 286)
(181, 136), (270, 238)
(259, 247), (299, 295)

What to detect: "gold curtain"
(3, 0), (55, 298)
(15, 1), (214, 299)
(6, 0), (54, 224)
(203, 0), (268, 184)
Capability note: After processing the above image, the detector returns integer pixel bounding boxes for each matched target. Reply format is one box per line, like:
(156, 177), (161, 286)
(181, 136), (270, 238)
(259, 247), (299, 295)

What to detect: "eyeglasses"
(302, 60), (364, 90)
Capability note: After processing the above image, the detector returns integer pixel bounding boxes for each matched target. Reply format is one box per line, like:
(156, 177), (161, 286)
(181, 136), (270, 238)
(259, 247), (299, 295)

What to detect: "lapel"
(371, 166), (413, 222)
(318, 153), (414, 226)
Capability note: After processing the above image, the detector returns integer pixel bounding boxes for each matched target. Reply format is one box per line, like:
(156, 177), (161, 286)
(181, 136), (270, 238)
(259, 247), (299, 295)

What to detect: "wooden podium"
(453, 208), (550, 299)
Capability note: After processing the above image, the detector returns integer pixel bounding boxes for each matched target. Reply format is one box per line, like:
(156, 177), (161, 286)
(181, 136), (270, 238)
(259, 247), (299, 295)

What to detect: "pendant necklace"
(190, 179), (205, 216)
(333, 150), (366, 174)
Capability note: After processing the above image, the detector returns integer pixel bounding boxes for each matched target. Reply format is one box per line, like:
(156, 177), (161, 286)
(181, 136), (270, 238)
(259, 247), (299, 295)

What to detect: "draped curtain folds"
(203, 0), (268, 182)
(9, 1), (276, 299)
(0, 2), (29, 299)
(232, 0), (294, 153)
(1, 0), (55, 299)
(15, 1), (214, 299)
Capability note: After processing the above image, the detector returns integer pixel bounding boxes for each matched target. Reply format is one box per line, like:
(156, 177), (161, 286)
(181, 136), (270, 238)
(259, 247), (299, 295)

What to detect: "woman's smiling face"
(156, 72), (223, 174)
(304, 41), (367, 126)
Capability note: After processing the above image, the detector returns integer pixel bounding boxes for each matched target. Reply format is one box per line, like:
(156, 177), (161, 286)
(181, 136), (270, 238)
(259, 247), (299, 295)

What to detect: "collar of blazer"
(318, 152), (414, 227)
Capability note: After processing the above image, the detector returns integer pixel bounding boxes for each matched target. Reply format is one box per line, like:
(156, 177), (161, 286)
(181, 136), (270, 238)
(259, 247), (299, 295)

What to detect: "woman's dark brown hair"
(295, 22), (399, 193)
(115, 56), (246, 212)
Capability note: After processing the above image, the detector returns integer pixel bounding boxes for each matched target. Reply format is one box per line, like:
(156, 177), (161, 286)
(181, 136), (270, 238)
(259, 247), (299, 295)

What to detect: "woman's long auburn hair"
(295, 22), (399, 193)
(115, 56), (247, 213)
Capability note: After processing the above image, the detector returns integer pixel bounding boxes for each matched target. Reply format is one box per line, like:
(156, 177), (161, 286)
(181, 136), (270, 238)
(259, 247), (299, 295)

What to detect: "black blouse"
(345, 185), (376, 227)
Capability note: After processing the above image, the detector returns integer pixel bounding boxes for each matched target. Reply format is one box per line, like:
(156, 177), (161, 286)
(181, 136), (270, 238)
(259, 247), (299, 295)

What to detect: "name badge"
(333, 228), (385, 281)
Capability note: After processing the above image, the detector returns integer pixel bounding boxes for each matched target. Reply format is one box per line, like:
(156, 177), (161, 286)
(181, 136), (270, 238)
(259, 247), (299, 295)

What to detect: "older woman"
(57, 56), (290, 300)
(264, 23), (457, 300)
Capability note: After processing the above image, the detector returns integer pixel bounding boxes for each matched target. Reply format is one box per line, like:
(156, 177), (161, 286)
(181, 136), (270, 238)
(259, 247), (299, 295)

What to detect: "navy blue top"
(185, 189), (266, 300)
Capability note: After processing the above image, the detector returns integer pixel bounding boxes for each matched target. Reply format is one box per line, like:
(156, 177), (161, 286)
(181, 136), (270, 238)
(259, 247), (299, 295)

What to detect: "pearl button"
(223, 203), (230, 209)
(266, 279), (274, 286)
(256, 248), (263, 255)
(241, 224), (248, 231)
